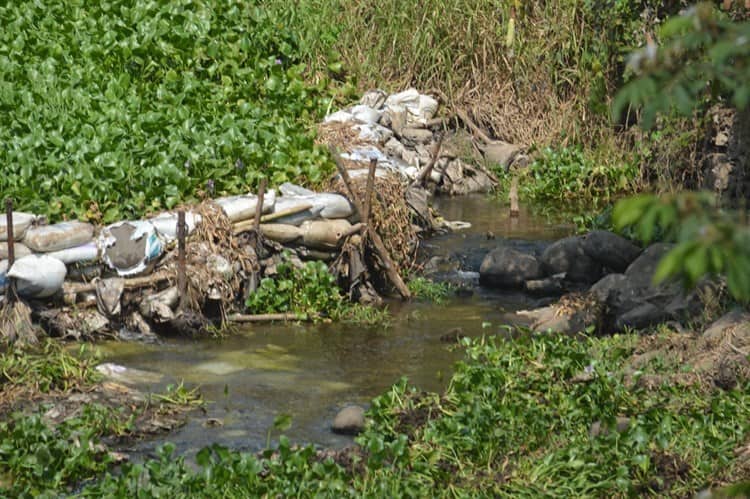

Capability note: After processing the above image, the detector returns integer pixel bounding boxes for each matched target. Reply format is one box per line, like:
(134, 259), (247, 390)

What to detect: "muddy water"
(99, 195), (573, 455)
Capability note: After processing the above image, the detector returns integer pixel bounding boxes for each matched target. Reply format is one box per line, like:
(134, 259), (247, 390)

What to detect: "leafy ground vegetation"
(1, 332), (743, 497)
(0, 1), (341, 222)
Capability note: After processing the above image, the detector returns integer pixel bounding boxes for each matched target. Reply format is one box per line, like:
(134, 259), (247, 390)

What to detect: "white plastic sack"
(350, 104), (382, 125)
(0, 260), (7, 293)
(99, 221), (164, 277)
(359, 89), (388, 110)
(47, 241), (99, 264)
(148, 211), (202, 241)
(0, 242), (32, 260)
(324, 110), (355, 124)
(355, 123), (393, 143)
(279, 183), (315, 197)
(24, 221), (94, 252)
(274, 193), (353, 220)
(269, 204), (324, 226)
(8, 254), (67, 298)
(0, 212), (36, 242)
(384, 88), (438, 125)
(216, 189), (276, 223)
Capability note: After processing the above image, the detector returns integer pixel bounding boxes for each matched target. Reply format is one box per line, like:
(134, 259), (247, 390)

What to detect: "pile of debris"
(0, 88), (502, 343)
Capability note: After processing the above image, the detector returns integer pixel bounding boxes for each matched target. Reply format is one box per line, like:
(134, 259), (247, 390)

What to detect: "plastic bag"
(99, 221), (164, 277)
(8, 254), (67, 298)
(148, 211), (202, 241)
(0, 212), (36, 242)
(384, 88), (438, 126)
(0, 242), (32, 260)
(23, 221), (94, 252)
(216, 189), (276, 223)
(47, 241), (100, 264)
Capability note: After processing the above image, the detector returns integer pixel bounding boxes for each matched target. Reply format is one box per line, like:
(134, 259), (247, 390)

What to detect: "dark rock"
(440, 327), (466, 343)
(590, 273), (627, 303)
(615, 302), (668, 331)
(541, 236), (603, 284)
(332, 405), (366, 435)
(581, 230), (641, 272)
(524, 273), (566, 296)
(479, 247), (543, 288)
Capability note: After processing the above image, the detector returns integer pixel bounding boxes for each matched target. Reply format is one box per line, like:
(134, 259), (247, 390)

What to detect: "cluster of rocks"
(480, 230), (713, 334)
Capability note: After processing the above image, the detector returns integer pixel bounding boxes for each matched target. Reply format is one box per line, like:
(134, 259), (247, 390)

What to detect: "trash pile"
(320, 88), (499, 196)
(1, 88), (493, 343)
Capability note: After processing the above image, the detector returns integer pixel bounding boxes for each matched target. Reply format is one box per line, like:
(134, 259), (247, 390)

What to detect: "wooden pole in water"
(5, 199), (16, 303)
(509, 176), (520, 217)
(362, 158), (377, 230)
(177, 210), (186, 311)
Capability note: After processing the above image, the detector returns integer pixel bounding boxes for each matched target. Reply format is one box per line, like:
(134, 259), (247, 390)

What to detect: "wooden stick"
(254, 178), (267, 231)
(227, 312), (317, 323)
(455, 108), (493, 144)
(63, 271), (172, 295)
(509, 176), (520, 217)
(329, 145), (411, 299)
(5, 199), (16, 303)
(412, 133), (445, 187)
(177, 210), (187, 311)
(362, 158), (377, 226)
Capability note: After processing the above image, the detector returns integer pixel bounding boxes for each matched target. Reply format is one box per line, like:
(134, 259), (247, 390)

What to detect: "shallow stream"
(98, 195), (573, 456)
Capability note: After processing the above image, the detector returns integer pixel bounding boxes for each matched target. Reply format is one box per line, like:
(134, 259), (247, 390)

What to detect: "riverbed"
(97, 195), (574, 456)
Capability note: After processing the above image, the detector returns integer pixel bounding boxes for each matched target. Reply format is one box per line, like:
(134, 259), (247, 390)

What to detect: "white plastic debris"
(99, 221), (164, 277)
(359, 89), (388, 109)
(384, 88), (438, 126)
(0, 260), (7, 292)
(0, 242), (32, 260)
(0, 212), (37, 242)
(46, 241), (99, 264)
(324, 110), (356, 124)
(148, 211), (202, 241)
(215, 189), (276, 223)
(355, 123), (393, 143)
(23, 221), (95, 252)
(8, 254), (67, 298)
(350, 104), (382, 125)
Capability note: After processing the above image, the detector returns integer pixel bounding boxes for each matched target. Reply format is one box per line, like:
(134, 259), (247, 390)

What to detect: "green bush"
(0, 1), (337, 222)
(500, 146), (639, 210)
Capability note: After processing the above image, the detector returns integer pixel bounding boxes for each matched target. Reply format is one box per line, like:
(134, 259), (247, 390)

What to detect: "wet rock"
(524, 273), (566, 296)
(581, 230), (641, 272)
(479, 141), (522, 170)
(400, 127), (433, 146)
(590, 273), (627, 303)
(440, 327), (466, 343)
(516, 293), (603, 334)
(479, 247), (543, 288)
(332, 405), (366, 435)
(541, 236), (603, 284)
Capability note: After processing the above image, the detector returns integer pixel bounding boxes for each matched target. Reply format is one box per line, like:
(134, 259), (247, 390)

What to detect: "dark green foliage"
(613, 192), (750, 302)
(614, 3), (750, 128)
(0, 1), (337, 222)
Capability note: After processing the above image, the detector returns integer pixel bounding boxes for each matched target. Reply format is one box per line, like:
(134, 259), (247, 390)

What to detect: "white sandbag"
(300, 219), (353, 249)
(278, 182), (315, 197)
(324, 110), (355, 124)
(359, 89), (388, 109)
(24, 221), (94, 252)
(355, 123), (393, 143)
(99, 221), (164, 277)
(216, 189), (276, 223)
(274, 193), (353, 220)
(47, 241), (99, 264)
(8, 254), (67, 298)
(0, 242), (32, 260)
(259, 224), (303, 243)
(0, 260), (7, 292)
(350, 104), (382, 125)
(148, 211), (202, 241)
(0, 212), (36, 242)
(384, 88), (438, 126)
(270, 204), (324, 226)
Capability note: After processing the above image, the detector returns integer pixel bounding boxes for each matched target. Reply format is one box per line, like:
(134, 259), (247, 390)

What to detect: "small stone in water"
(332, 405), (365, 435)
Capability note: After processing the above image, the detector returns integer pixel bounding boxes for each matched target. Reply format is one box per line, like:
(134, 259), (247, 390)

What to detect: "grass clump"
(0, 1), (340, 222)
(407, 277), (453, 304)
(497, 145), (641, 211)
(246, 256), (389, 326)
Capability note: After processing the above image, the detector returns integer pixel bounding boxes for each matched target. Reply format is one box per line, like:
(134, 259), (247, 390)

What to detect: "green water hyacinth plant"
(0, 1), (338, 222)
